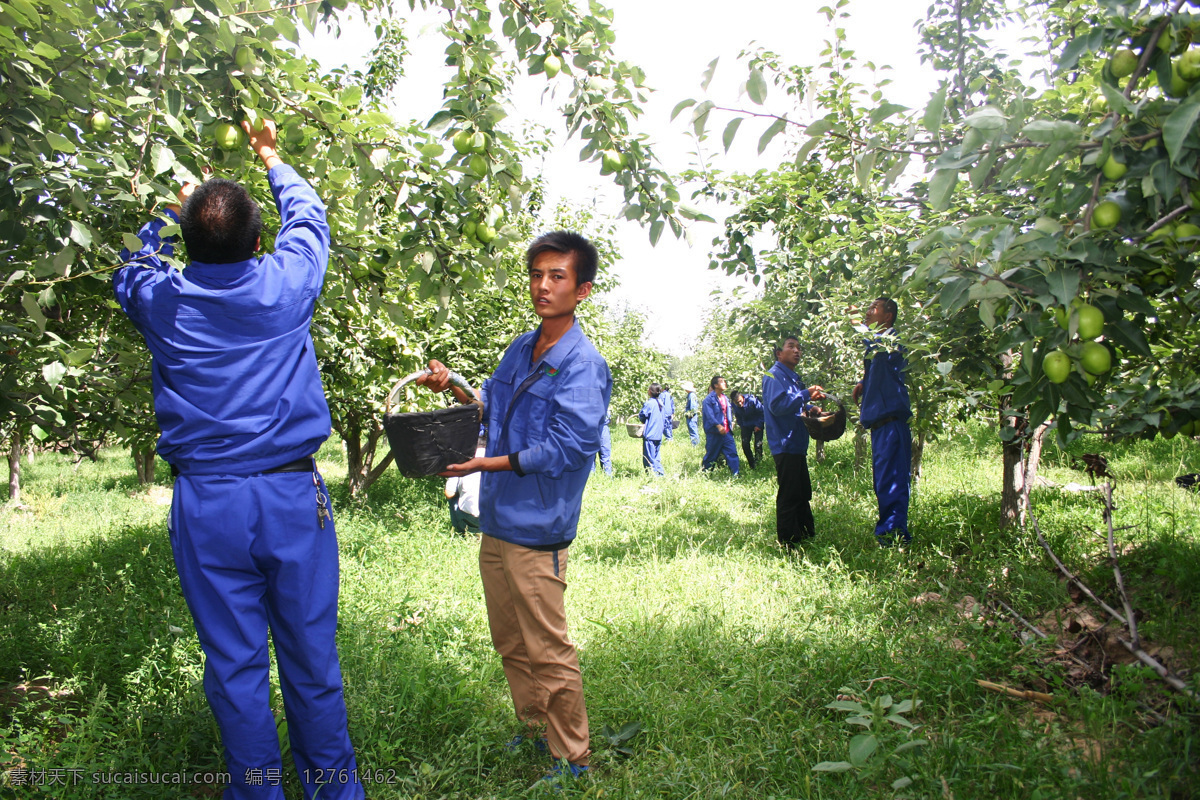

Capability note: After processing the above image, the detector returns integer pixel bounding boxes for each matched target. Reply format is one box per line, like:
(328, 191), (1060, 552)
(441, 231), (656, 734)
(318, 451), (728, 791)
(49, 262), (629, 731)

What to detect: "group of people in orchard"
(114, 120), (911, 796)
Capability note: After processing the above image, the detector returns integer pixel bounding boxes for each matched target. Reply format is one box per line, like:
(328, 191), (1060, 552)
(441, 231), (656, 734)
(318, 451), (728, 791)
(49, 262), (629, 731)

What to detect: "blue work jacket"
(479, 319), (612, 548)
(762, 362), (816, 456)
(702, 391), (734, 436)
(112, 165), (332, 475)
(732, 394), (765, 429)
(684, 391), (699, 418)
(638, 397), (665, 440)
(860, 328), (912, 429)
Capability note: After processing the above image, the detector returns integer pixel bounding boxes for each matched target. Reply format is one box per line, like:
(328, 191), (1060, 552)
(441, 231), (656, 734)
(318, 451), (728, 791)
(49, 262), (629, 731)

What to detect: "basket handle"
(386, 368), (482, 416)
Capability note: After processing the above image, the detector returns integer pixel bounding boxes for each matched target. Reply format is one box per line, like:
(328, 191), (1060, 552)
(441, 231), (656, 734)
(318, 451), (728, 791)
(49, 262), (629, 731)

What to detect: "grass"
(1, 425), (1199, 798)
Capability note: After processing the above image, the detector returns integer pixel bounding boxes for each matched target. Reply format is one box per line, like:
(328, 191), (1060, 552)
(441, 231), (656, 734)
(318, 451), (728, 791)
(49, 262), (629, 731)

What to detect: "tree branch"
(1102, 482), (1139, 649)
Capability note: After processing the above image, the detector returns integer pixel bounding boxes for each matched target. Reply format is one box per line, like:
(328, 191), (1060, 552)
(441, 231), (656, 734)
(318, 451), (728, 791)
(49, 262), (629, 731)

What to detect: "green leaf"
(811, 761), (853, 773)
(962, 105), (1007, 132)
(722, 117), (743, 153)
(825, 700), (867, 713)
(1163, 98), (1200, 166)
(649, 219), (665, 246)
(923, 85), (947, 134)
(700, 57), (719, 91)
(848, 734), (878, 766)
(670, 99), (696, 121)
(122, 233), (144, 251)
(939, 277), (971, 313)
(892, 776), (914, 790)
(1106, 317), (1151, 357)
(1020, 120), (1081, 144)
(892, 739), (929, 754)
(67, 221), (93, 248)
(1044, 269), (1079, 308)
(747, 68), (768, 105)
(42, 362), (67, 388)
(151, 144), (175, 176)
(21, 292), (46, 331)
(929, 169), (958, 211)
(869, 102), (908, 126)
(805, 117), (834, 138)
(32, 41), (61, 60)
(46, 131), (76, 153)
(691, 100), (714, 136)
(757, 116), (787, 155)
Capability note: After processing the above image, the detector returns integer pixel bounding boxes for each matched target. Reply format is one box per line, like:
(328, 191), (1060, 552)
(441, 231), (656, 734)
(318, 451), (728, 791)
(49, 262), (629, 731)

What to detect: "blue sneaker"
(540, 760), (588, 787)
(505, 734), (549, 753)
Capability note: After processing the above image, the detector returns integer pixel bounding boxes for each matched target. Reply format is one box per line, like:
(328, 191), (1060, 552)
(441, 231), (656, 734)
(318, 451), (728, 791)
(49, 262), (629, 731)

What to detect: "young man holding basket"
(419, 231), (612, 781)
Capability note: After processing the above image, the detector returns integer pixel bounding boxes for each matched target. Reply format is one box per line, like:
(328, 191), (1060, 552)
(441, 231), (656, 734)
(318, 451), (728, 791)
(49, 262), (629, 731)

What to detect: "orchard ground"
(1, 425), (1198, 798)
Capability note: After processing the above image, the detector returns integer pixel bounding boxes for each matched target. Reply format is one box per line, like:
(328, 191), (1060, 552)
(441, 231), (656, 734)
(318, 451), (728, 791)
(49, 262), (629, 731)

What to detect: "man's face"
(715, 378), (727, 394)
(864, 300), (891, 329)
(734, 394), (744, 407)
(529, 251), (591, 321)
(779, 339), (801, 368)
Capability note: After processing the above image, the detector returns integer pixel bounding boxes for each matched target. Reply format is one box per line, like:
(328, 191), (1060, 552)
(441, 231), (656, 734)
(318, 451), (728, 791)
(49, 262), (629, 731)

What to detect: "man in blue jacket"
(681, 380), (700, 446)
(730, 390), (765, 470)
(763, 337), (825, 548)
(420, 231), (611, 780)
(701, 376), (740, 477)
(638, 384), (666, 475)
(852, 298), (913, 546)
(660, 384), (675, 443)
(113, 122), (362, 799)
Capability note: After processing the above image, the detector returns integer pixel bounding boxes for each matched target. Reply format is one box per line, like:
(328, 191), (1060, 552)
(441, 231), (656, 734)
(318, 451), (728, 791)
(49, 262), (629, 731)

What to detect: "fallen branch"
(1031, 511), (1197, 703)
(1102, 483), (1139, 650)
(976, 679), (1054, 705)
(989, 594), (1047, 639)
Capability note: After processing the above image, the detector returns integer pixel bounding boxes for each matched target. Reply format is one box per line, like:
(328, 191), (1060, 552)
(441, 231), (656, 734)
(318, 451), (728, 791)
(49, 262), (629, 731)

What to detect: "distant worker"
(763, 336), (826, 549)
(638, 383), (666, 476)
(681, 380), (700, 446)
(113, 121), (363, 797)
(593, 410), (613, 477)
(852, 298), (912, 547)
(661, 384), (675, 443)
(701, 375), (740, 477)
(729, 390), (765, 470)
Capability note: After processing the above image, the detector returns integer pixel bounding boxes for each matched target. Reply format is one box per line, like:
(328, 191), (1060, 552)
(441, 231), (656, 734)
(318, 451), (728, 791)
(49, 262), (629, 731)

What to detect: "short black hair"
(780, 334), (800, 347)
(180, 179), (262, 264)
(649, 382), (662, 397)
(729, 390), (743, 403)
(710, 375), (724, 390)
(526, 231), (599, 287)
(876, 297), (898, 321)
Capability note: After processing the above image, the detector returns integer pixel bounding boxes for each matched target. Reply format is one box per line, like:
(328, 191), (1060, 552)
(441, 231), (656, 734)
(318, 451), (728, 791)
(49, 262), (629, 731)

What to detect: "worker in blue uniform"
(730, 390), (765, 469)
(660, 384), (675, 443)
(593, 410), (613, 477)
(701, 376), (740, 476)
(681, 380), (700, 446)
(852, 298), (913, 546)
(638, 384), (666, 475)
(763, 337), (826, 548)
(113, 121), (362, 799)
(418, 231), (611, 781)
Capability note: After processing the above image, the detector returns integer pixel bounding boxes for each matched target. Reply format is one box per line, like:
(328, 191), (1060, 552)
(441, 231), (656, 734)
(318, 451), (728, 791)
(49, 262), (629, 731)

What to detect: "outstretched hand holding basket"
(405, 359), (515, 478)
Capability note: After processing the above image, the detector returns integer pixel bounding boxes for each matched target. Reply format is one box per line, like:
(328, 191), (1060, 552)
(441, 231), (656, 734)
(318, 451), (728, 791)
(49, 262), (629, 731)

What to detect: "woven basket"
(802, 396), (847, 442)
(625, 421), (645, 438)
(383, 368), (482, 478)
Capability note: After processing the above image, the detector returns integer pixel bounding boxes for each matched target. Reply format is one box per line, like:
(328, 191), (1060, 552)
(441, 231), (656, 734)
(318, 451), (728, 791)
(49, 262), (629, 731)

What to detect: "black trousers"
(773, 452), (815, 545)
(740, 426), (763, 468)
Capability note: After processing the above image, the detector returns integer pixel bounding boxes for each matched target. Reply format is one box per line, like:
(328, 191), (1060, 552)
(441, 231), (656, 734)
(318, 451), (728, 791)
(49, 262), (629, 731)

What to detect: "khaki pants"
(479, 534), (590, 765)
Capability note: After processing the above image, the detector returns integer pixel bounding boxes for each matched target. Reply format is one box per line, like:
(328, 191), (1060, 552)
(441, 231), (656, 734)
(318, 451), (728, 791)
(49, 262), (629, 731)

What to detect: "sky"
(300, 1), (982, 353)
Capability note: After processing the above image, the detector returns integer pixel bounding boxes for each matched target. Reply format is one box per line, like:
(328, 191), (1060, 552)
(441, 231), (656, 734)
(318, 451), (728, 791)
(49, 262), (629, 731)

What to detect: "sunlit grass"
(2, 427), (1198, 797)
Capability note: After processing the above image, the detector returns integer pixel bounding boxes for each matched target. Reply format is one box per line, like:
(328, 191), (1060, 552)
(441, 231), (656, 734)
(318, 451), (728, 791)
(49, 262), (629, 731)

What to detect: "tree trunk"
(1019, 422), (1051, 528)
(854, 424), (868, 470)
(345, 422), (394, 497)
(814, 439), (826, 463)
(910, 429), (926, 489)
(998, 350), (1025, 528)
(133, 446), (156, 484)
(7, 429), (19, 504)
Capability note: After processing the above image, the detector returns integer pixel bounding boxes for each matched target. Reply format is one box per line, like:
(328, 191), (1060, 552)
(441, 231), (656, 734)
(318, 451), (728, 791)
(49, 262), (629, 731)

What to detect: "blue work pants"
(871, 420), (912, 541)
(592, 422), (612, 476)
(702, 432), (739, 476)
(170, 470), (362, 800)
(687, 416), (699, 446)
(642, 438), (664, 476)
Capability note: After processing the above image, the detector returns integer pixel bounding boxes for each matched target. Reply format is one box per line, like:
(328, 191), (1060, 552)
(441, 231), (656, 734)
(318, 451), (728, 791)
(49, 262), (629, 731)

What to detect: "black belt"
(169, 456), (315, 477)
(869, 416), (900, 431)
